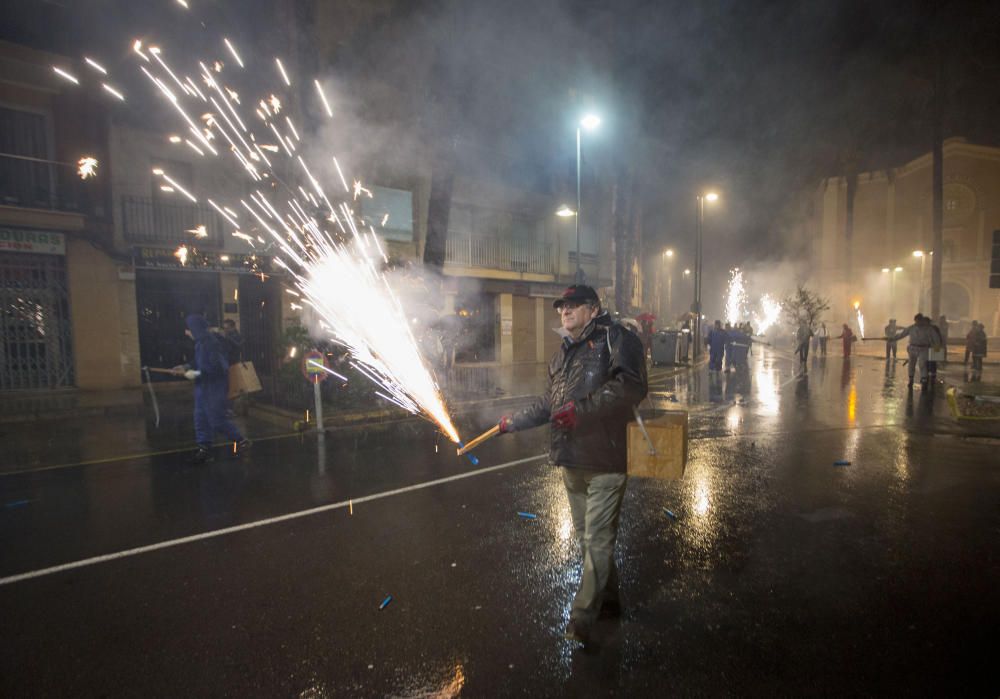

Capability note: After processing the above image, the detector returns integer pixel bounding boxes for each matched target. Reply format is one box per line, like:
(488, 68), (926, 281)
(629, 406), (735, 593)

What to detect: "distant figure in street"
(680, 318), (691, 361)
(174, 314), (250, 464)
(816, 322), (829, 356)
(925, 316), (946, 381)
(893, 313), (937, 389)
(727, 325), (754, 370)
(723, 322), (736, 372)
(937, 314), (949, 362)
(494, 284), (647, 647)
(795, 321), (813, 364)
(708, 320), (727, 371)
(220, 319), (243, 365)
(884, 319), (898, 361)
(835, 323), (856, 358)
(964, 322), (978, 366)
(968, 321), (988, 382)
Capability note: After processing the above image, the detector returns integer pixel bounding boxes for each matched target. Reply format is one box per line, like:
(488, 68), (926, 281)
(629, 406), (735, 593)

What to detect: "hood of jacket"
(186, 314), (212, 342)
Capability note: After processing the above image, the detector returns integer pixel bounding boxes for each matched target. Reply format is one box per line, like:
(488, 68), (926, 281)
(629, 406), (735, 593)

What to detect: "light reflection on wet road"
(1, 348), (998, 696)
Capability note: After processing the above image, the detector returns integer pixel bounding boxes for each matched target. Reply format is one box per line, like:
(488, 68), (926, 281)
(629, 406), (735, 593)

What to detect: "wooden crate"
(627, 411), (688, 480)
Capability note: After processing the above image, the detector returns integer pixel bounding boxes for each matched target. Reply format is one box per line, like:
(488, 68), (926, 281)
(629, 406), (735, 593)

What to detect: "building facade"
(796, 138), (1000, 337)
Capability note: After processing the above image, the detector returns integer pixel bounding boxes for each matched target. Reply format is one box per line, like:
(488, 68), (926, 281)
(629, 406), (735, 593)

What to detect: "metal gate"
(0, 253), (74, 390)
(239, 274), (280, 376)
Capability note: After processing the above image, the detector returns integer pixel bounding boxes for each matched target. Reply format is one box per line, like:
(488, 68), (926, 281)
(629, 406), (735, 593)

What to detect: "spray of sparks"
(86, 25), (461, 443)
(724, 269), (747, 326)
(854, 302), (865, 338)
(77, 156), (98, 179)
(754, 293), (782, 334)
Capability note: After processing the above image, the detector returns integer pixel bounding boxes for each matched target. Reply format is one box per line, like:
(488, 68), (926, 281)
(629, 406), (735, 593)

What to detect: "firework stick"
(142, 367), (161, 428)
(456, 425), (501, 456)
(145, 367), (183, 375)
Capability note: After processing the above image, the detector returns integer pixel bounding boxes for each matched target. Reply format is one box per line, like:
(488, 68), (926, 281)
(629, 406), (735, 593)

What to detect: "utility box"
(627, 411), (688, 480)
(651, 330), (681, 366)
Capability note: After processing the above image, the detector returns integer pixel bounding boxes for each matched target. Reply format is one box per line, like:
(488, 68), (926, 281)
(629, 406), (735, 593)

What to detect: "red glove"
(551, 401), (578, 430)
(498, 415), (516, 433)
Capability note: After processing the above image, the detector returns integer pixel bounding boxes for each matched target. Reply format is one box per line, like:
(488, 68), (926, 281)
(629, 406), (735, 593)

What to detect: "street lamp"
(555, 205), (576, 217)
(912, 250), (926, 312)
(661, 249), (675, 320)
(693, 191), (719, 359)
(574, 113), (600, 283)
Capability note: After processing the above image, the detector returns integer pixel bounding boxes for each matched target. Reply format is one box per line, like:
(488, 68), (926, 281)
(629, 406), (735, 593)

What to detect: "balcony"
(0, 153), (91, 214)
(445, 235), (552, 275)
(121, 195), (225, 246)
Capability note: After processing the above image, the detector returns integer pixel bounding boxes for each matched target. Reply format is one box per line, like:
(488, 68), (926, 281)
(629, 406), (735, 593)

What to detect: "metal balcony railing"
(0, 152), (87, 213)
(445, 235), (552, 275)
(121, 195), (224, 246)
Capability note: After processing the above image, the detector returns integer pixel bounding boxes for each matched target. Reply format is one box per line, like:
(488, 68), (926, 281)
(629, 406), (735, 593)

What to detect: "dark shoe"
(600, 597), (622, 618)
(232, 439), (252, 457)
(191, 447), (214, 464)
(564, 619), (591, 645)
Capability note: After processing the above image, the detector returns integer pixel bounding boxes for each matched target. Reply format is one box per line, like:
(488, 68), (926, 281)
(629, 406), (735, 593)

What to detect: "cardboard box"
(228, 361), (263, 399)
(627, 411), (687, 480)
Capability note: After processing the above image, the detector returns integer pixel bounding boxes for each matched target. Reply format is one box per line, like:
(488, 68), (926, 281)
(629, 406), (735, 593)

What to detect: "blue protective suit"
(707, 328), (728, 370)
(186, 314), (244, 447)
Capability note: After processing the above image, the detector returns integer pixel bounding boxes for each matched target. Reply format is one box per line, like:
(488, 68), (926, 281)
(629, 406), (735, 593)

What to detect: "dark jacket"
(511, 311), (648, 472)
(220, 328), (243, 365)
(186, 315), (229, 386)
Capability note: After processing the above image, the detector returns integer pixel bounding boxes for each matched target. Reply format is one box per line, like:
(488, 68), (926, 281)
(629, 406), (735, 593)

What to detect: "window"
(361, 186), (413, 242)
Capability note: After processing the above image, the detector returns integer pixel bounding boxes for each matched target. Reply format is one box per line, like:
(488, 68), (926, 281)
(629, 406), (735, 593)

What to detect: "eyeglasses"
(556, 302), (585, 313)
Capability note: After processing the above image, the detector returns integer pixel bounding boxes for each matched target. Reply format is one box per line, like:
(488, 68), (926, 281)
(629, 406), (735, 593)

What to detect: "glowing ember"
(52, 66), (79, 84)
(725, 269), (747, 325)
(187, 224), (208, 238)
(77, 156), (98, 180)
(314, 80), (333, 117)
(82, 23), (462, 445)
(754, 293), (782, 334)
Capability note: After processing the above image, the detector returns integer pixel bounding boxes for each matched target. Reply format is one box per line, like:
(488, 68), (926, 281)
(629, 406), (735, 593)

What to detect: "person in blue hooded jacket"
(173, 314), (250, 463)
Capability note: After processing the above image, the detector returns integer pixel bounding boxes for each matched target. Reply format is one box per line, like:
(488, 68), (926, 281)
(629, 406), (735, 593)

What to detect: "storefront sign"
(132, 246), (277, 275)
(0, 228), (66, 255)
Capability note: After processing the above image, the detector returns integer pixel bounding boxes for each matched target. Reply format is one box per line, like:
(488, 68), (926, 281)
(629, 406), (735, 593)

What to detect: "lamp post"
(693, 191), (719, 359)
(882, 266), (904, 317)
(574, 114), (600, 283)
(912, 250), (926, 312)
(662, 248), (674, 321)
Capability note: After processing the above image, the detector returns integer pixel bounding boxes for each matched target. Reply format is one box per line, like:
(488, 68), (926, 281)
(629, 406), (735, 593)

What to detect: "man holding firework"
(496, 285), (647, 646)
(173, 314), (250, 463)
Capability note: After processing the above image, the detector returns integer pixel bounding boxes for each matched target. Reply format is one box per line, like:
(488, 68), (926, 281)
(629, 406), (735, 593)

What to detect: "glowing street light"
(555, 205), (576, 217)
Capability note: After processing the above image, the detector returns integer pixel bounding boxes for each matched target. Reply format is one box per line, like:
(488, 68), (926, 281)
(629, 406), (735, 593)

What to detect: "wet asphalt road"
(2, 349), (999, 697)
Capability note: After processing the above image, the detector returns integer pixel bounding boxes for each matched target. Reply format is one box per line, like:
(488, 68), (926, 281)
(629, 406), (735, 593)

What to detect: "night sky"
(4, 0), (999, 268)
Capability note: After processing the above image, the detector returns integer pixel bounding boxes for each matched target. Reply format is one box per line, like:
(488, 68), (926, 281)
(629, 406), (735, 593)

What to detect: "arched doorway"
(940, 282), (971, 320)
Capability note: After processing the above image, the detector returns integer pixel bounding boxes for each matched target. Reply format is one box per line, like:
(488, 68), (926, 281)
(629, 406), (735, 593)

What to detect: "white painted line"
(0, 454), (547, 586)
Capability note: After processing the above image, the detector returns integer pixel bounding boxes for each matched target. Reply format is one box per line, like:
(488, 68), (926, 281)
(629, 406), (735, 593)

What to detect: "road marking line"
(0, 454), (547, 586)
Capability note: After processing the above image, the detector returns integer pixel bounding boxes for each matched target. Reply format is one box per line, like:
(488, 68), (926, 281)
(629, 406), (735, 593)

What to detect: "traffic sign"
(302, 350), (328, 383)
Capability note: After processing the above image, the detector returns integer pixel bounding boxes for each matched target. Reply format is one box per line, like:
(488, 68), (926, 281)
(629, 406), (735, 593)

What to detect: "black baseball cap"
(553, 284), (600, 309)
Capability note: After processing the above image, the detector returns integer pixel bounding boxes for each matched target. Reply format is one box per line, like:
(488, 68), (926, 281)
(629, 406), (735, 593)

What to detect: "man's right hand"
(498, 416), (516, 434)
